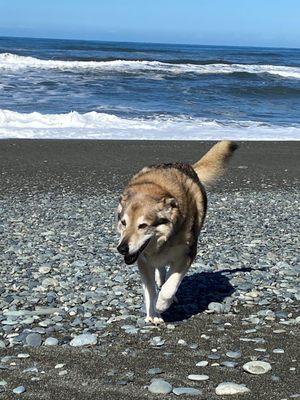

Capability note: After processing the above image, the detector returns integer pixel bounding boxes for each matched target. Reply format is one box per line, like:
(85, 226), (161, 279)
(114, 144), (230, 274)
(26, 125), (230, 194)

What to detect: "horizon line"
(1, 34), (299, 51)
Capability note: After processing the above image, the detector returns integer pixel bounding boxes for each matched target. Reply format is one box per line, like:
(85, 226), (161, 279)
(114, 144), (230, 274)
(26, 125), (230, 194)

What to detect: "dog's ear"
(159, 197), (178, 213)
(162, 197), (178, 209)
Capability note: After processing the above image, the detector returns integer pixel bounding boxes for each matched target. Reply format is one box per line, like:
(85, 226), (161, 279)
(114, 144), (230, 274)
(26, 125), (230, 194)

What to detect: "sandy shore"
(0, 140), (299, 399)
(0, 140), (299, 195)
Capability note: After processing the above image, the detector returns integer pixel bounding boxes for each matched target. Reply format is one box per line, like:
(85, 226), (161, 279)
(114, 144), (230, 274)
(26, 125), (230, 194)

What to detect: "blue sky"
(0, 0), (299, 48)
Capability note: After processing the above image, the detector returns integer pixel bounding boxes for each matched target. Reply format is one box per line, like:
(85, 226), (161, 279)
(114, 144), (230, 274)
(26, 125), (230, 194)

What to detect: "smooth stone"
(188, 374), (209, 381)
(173, 387), (202, 396)
(0, 340), (6, 349)
(273, 348), (284, 354)
(25, 333), (42, 347)
(147, 368), (163, 375)
(39, 266), (51, 274)
(13, 386), (26, 394)
(44, 337), (58, 346)
(208, 302), (224, 313)
(226, 351), (242, 359)
(150, 336), (165, 347)
(0, 380), (7, 386)
(243, 361), (272, 375)
(196, 361), (208, 367)
(17, 353), (30, 358)
(216, 382), (250, 395)
(148, 379), (172, 394)
(221, 361), (238, 368)
(70, 333), (97, 347)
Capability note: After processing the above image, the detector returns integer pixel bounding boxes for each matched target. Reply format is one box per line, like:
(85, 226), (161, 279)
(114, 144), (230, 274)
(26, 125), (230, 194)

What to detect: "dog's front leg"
(156, 260), (189, 314)
(138, 258), (164, 325)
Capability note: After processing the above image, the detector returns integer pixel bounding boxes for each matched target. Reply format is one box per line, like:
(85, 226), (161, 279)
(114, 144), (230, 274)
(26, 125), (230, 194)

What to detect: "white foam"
(0, 109), (299, 140)
(1, 53), (300, 79)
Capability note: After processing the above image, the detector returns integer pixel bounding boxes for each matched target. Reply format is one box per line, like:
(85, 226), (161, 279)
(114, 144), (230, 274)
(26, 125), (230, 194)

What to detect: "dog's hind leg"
(155, 267), (166, 289)
(138, 259), (164, 325)
(156, 260), (189, 314)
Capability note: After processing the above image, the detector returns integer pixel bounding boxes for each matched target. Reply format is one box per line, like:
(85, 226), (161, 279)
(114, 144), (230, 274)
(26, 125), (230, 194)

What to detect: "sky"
(0, 0), (300, 48)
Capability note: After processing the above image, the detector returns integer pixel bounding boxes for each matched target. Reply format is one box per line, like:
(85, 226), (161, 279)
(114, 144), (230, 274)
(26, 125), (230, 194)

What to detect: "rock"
(208, 302), (224, 313)
(147, 368), (163, 375)
(173, 387), (202, 396)
(215, 382), (250, 395)
(148, 379), (172, 394)
(187, 374), (209, 381)
(150, 336), (165, 347)
(221, 361), (238, 368)
(226, 351), (242, 359)
(25, 333), (42, 347)
(196, 360), (208, 367)
(13, 386), (26, 394)
(39, 265), (51, 274)
(44, 337), (58, 346)
(273, 348), (284, 354)
(0, 340), (6, 349)
(243, 361), (272, 375)
(70, 333), (97, 347)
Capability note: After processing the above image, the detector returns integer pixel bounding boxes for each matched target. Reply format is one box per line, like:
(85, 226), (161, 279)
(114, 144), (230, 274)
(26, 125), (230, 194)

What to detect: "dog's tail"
(193, 140), (238, 186)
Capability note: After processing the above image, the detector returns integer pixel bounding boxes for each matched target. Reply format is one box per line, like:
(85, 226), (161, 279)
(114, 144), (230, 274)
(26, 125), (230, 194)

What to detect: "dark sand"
(0, 140), (299, 400)
(0, 140), (299, 195)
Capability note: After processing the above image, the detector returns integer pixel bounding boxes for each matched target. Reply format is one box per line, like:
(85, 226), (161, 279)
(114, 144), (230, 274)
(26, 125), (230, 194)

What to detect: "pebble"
(25, 333), (42, 347)
(148, 379), (172, 394)
(226, 351), (242, 359)
(208, 302), (224, 313)
(173, 387), (202, 396)
(70, 333), (97, 347)
(13, 386), (26, 394)
(243, 361), (272, 375)
(188, 374), (209, 381)
(273, 348), (285, 354)
(215, 382), (251, 395)
(221, 361), (238, 368)
(150, 336), (165, 347)
(196, 361), (208, 367)
(44, 337), (58, 346)
(147, 368), (163, 375)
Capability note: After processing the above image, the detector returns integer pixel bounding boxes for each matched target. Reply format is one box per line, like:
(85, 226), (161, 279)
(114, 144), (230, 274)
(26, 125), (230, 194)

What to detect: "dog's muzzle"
(118, 238), (151, 265)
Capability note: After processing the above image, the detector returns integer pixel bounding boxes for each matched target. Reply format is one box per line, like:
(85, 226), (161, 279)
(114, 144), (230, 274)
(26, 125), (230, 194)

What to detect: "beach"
(0, 140), (299, 399)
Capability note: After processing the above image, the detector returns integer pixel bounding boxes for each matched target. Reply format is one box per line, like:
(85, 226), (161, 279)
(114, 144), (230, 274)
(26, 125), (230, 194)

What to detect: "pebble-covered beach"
(0, 140), (299, 399)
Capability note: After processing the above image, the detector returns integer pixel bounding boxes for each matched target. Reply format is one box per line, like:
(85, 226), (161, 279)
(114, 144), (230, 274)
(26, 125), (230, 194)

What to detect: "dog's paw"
(145, 316), (164, 325)
(156, 295), (172, 313)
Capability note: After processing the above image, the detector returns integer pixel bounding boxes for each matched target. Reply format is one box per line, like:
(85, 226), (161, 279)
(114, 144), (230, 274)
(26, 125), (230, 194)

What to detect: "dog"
(117, 141), (237, 324)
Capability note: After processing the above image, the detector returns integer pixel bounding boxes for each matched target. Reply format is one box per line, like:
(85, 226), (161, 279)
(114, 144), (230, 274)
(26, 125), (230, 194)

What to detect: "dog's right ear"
(160, 197), (178, 210)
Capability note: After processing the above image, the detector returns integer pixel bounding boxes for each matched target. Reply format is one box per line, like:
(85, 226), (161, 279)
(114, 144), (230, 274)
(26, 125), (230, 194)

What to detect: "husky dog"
(117, 141), (237, 324)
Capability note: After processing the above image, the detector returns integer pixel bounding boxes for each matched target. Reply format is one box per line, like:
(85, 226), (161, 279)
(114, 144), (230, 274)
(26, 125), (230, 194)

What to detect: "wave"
(1, 53), (300, 79)
(0, 109), (299, 140)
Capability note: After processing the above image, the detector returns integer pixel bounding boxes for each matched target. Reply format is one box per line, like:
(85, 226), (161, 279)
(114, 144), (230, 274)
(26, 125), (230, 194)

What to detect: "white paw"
(156, 295), (172, 313)
(145, 316), (164, 325)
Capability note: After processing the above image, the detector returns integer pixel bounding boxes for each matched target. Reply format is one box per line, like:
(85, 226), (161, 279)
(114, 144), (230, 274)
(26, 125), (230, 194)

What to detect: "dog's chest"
(143, 242), (189, 268)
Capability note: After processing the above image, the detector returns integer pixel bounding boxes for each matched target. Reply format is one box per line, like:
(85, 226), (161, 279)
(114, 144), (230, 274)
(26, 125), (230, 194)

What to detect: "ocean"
(0, 36), (300, 140)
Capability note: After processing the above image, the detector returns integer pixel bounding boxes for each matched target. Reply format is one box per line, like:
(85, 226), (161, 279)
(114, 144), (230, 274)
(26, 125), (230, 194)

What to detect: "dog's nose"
(117, 242), (129, 255)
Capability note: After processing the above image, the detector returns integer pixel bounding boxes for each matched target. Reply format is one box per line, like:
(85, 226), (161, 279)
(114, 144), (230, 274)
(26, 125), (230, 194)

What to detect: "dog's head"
(117, 191), (179, 265)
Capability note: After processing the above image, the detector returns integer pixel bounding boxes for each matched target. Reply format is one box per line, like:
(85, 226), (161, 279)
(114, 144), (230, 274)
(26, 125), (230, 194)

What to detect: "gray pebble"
(173, 387), (202, 396)
(25, 333), (42, 347)
(13, 386), (26, 394)
(148, 379), (172, 394)
(70, 333), (97, 347)
(216, 382), (250, 395)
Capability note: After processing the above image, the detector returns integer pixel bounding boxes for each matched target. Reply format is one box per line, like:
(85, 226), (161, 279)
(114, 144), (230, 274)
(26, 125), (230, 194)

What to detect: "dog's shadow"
(162, 267), (251, 322)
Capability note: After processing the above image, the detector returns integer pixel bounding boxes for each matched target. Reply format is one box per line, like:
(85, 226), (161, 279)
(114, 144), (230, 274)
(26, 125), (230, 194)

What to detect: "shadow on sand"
(162, 267), (252, 323)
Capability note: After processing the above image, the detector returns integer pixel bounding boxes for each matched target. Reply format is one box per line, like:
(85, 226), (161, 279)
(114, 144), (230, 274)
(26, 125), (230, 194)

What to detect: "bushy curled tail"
(193, 140), (238, 186)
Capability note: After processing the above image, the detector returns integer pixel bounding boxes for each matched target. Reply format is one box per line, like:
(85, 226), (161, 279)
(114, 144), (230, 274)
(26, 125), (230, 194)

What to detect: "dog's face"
(117, 192), (179, 265)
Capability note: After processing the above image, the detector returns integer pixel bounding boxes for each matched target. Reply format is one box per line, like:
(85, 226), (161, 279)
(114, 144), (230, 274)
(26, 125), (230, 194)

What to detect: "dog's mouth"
(124, 239), (151, 265)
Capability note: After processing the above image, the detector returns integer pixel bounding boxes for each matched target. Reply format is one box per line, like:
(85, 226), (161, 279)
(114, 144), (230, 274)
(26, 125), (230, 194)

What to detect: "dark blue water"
(0, 36), (300, 139)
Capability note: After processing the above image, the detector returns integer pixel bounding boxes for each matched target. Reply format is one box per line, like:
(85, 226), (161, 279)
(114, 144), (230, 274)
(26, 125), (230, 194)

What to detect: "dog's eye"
(121, 219), (126, 227)
(138, 223), (148, 229)
(154, 218), (169, 226)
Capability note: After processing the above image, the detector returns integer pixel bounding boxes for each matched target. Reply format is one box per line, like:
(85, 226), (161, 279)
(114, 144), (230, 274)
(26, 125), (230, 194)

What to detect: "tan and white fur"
(117, 141), (237, 324)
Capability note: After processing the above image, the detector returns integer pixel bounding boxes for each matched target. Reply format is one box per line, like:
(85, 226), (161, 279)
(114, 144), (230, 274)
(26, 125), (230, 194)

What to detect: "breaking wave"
(1, 53), (300, 79)
(0, 109), (299, 140)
